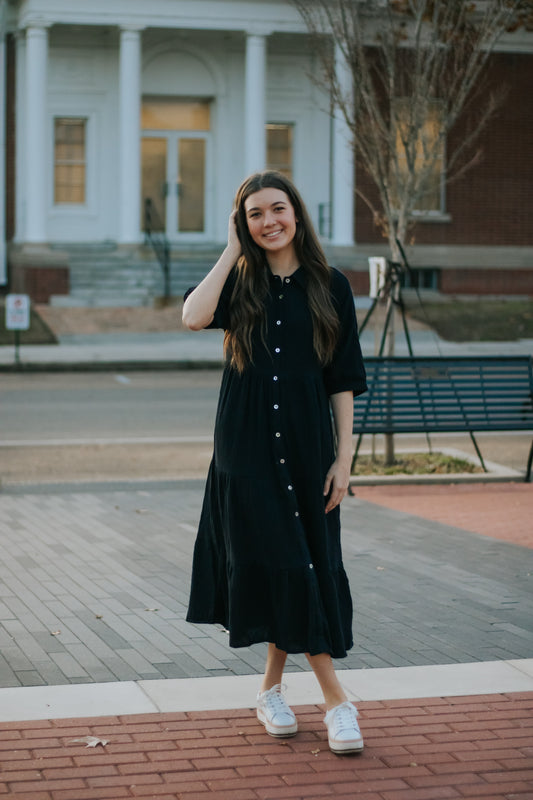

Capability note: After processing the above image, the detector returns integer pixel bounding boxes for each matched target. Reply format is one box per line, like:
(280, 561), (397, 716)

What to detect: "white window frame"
(48, 109), (98, 218)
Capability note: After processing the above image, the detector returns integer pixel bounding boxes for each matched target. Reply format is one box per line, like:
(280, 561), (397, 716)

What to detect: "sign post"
(5, 294), (31, 365)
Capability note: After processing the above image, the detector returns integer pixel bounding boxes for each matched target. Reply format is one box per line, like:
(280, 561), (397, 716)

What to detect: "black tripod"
(358, 256), (414, 357)
(349, 244), (431, 482)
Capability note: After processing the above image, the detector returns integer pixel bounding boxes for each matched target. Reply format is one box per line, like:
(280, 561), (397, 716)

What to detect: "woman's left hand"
(323, 457), (351, 514)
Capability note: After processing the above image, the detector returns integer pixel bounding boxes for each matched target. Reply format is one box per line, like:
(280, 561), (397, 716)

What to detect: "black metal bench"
(352, 355), (533, 482)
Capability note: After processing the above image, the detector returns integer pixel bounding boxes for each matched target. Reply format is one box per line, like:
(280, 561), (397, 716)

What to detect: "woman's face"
(243, 187), (297, 257)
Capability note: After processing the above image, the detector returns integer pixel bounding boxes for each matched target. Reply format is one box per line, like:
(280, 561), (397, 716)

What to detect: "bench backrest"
(354, 355), (533, 434)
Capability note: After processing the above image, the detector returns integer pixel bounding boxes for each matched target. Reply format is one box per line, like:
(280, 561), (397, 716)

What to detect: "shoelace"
(262, 684), (290, 716)
(330, 703), (359, 736)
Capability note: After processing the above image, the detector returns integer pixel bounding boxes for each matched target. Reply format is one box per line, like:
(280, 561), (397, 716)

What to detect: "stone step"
(50, 244), (221, 306)
(50, 289), (153, 308)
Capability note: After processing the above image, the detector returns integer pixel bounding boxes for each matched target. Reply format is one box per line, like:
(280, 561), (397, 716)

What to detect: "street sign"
(5, 294), (31, 331)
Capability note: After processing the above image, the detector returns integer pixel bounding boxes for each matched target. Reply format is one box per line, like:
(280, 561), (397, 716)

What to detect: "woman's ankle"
(324, 691), (348, 711)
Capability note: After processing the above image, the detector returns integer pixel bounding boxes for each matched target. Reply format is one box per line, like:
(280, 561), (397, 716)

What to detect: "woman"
(183, 171), (367, 754)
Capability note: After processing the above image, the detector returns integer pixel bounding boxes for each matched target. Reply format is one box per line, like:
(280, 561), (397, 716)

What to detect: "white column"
(331, 44), (354, 246)
(244, 32), (267, 176)
(118, 26), (142, 244)
(0, 6), (6, 281)
(14, 31), (25, 243)
(25, 24), (49, 243)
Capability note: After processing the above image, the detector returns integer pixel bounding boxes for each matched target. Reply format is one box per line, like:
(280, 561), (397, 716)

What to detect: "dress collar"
(268, 266), (306, 286)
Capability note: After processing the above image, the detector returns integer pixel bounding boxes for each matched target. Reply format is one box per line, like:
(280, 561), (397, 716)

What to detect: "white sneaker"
(324, 701), (364, 754)
(256, 684), (298, 738)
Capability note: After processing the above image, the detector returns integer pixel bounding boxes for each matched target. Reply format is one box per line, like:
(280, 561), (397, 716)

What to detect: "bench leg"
(526, 440), (533, 483)
(469, 432), (487, 472)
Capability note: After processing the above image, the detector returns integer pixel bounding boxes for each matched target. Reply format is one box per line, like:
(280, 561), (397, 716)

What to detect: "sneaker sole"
(257, 710), (298, 738)
(328, 737), (364, 754)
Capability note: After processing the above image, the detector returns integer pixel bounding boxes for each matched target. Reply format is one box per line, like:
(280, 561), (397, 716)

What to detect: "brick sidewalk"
(1, 693), (532, 799)
(353, 483), (533, 549)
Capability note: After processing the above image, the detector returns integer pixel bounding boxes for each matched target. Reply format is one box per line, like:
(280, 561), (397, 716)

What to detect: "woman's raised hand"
(227, 209), (242, 261)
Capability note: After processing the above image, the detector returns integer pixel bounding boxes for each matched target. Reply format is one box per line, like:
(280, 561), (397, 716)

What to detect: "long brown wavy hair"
(225, 171), (340, 372)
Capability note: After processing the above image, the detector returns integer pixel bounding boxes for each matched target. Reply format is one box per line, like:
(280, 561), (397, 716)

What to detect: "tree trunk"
(383, 233), (403, 466)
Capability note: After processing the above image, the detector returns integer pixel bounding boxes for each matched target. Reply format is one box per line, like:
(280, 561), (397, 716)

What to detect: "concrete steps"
(50, 244), (222, 307)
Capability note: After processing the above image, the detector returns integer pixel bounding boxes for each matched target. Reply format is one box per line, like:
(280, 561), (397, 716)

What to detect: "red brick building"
(350, 50), (533, 297)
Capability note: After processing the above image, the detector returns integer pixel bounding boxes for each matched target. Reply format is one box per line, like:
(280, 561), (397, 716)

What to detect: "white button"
(295, 512), (299, 517)
(275, 432), (281, 438)
(273, 375), (278, 381)
(279, 294), (283, 299)
(275, 347), (280, 354)
(288, 485), (293, 491)
(276, 320), (281, 325)
(280, 458), (285, 464)
(309, 564), (314, 570)
(273, 404), (279, 410)
(285, 278), (291, 284)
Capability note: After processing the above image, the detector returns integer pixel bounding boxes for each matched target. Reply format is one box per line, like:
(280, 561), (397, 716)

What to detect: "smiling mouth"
(264, 230), (283, 239)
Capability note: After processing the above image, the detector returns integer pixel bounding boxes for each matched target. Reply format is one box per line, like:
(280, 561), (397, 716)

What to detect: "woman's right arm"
(182, 211), (242, 331)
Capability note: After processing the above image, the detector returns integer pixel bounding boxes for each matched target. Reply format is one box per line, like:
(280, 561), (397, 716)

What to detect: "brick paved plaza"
(0, 481), (532, 687)
(0, 478), (532, 799)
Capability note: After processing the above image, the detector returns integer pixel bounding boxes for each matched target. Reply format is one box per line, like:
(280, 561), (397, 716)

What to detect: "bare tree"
(292, 0), (523, 263)
(293, 0), (525, 466)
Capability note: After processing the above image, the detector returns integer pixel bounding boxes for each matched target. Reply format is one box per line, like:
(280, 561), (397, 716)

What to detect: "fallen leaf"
(71, 736), (109, 748)
(311, 748), (320, 756)
(95, 615), (103, 620)
(50, 631), (61, 636)
(376, 566), (385, 571)
(135, 509), (148, 514)
(145, 608), (159, 612)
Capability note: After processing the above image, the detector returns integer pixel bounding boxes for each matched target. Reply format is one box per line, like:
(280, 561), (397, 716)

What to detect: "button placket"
(271, 276), (285, 472)
(270, 275), (300, 522)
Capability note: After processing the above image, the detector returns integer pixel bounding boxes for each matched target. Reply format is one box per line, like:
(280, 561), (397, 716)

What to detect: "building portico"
(5, 0), (355, 283)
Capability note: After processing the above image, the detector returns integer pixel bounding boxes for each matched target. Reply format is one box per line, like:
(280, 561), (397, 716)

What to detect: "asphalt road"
(1, 369), (530, 484)
(0, 371), (222, 484)
(1, 370), (222, 441)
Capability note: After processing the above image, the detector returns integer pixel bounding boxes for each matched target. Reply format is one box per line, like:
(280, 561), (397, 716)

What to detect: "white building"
(1, 0), (355, 302)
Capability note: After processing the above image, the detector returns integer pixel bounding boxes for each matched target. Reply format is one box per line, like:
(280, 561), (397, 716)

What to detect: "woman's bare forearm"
(182, 246), (239, 330)
(182, 211), (241, 330)
(330, 391), (354, 464)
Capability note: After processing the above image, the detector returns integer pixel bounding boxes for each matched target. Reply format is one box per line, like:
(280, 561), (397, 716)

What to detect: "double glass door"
(142, 132), (207, 238)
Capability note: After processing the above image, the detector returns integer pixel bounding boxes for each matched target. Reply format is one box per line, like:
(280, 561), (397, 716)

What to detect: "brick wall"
(355, 52), (533, 248)
(440, 268), (533, 295)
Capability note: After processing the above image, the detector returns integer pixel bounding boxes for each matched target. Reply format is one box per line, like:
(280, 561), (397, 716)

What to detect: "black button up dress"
(186, 266), (367, 658)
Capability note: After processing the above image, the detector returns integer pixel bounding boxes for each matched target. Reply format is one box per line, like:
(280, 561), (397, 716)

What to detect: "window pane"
(142, 99), (210, 131)
(141, 138), (167, 232)
(266, 124), (293, 179)
(54, 118), (86, 204)
(178, 138), (206, 233)
(392, 100), (443, 212)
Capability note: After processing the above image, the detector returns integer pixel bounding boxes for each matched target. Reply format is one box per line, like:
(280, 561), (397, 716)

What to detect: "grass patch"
(0, 301), (58, 345)
(407, 299), (533, 342)
(352, 452), (483, 476)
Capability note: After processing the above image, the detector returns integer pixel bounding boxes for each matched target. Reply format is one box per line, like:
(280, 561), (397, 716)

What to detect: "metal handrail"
(144, 198), (171, 299)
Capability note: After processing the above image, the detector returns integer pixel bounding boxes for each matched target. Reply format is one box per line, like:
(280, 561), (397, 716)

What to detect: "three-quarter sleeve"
(323, 269), (367, 397)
